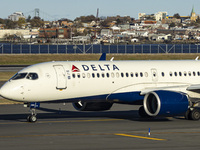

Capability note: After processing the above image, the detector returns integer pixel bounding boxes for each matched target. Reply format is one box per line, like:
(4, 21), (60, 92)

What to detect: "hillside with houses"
(1, 8), (200, 45)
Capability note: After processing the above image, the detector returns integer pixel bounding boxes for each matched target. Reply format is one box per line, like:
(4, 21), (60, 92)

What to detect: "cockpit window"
(12, 73), (27, 80)
(26, 73), (38, 80)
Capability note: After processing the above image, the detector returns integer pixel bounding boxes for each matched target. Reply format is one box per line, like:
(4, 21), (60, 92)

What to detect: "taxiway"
(0, 103), (200, 150)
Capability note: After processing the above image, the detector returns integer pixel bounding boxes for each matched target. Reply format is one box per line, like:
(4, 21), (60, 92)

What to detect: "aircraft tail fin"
(99, 53), (106, 61)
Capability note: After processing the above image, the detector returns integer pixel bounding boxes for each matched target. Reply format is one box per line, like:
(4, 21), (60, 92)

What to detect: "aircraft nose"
(0, 82), (25, 101)
(0, 84), (11, 99)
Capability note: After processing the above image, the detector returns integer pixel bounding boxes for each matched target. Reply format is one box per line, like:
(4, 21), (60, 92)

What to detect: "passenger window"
(198, 72), (200, 76)
(145, 72), (148, 77)
(140, 72), (143, 77)
(184, 71), (187, 76)
(106, 73), (110, 78)
(121, 73), (124, 77)
(161, 72), (165, 77)
(26, 73), (38, 80)
(135, 73), (138, 77)
(72, 74), (76, 78)
(97, 73), (100, 78)
(179, 72), (182, 76)
(82, 73), (86, 78)
(169, 72), (172, 77)
(102, 73), (105, 78)
(130, 72), (134, 77)
(193, 72), (196, 76)
(116, 72), (119, 78)
(174, 72), (177, 76)
(77, 73), (80, 78)
(12, 73), (27, 80)
(126, 73), (129, 77)
(87, 73), (91, 78)
(111, 73), (115, 78)
(92, 73), (95, 78)
(188, 71), (191, 76)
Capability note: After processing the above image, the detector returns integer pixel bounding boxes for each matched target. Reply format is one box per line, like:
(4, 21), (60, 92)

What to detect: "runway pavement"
(0, 65), (28, 72)
(0, 103), (200, 150)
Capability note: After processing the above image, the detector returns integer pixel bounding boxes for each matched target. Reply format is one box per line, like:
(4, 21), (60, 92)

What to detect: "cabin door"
(151, 68), (158, 82)
(53, 65), (67, 89)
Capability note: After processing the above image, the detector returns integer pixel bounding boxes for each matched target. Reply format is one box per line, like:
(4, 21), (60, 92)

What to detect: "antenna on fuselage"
(195, 56), (199, 61)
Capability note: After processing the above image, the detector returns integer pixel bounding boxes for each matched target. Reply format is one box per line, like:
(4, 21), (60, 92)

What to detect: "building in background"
(39, 28), (70, 39)
(190, 7), (197, 22)
(8, 12), (26, 21)
(154, 12), (167, 21)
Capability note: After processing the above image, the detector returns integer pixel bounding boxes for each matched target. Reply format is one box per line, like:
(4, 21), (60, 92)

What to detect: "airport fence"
(0, 43), (200, 54)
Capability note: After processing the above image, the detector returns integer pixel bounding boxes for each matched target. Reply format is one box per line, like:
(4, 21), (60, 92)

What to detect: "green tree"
(17, 18), (26, 28)
(74, 15), (96, 23)
(116, 18), (122, 25)
(4, 19), (16, 29)
(173, 13), (180, 19)
(26, 15), (31, 22)
(30, 17), (44, 27)
(169, 22), (176, 28)
(100, 19), (110, 27)
(0, 18), (4, 24)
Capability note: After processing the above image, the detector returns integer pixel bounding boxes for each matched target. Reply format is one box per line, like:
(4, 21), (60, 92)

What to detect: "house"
(149, 33), (172, 41)
(100, 29), (112, 37)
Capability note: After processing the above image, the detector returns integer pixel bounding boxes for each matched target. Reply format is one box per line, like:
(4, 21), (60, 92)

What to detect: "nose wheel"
(27, 114), (37, 122)
(27, 108), (37, 123)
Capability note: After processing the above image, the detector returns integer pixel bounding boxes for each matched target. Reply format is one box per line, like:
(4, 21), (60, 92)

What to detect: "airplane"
(1, 53), (200, 122)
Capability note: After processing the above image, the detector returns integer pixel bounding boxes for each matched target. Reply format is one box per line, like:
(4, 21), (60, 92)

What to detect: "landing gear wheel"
(138, 106), (150, 118)
(27, 115), (37, 123)
(189, 108), (200, 121)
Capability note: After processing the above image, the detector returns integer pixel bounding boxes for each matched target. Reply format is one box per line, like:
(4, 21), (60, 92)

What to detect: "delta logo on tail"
(72, 65), (80, 72)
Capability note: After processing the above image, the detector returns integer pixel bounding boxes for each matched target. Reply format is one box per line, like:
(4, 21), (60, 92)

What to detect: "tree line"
(0, 16), (44, 29)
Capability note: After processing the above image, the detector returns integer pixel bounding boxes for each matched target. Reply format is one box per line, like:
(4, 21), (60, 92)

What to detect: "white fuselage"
(1, 60), (200, 103)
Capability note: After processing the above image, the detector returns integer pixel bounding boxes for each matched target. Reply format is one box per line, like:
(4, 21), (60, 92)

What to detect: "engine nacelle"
(143, 90), (189, 117)
(72, 101), (113, 111)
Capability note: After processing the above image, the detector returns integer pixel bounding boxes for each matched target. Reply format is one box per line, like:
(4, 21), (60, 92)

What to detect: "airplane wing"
(140, 85), (189, 95)
(187, 84), (200, 93)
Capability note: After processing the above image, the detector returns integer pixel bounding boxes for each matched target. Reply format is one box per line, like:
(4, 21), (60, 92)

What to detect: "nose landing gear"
(24, 102), (40, 123)
(27, 108), (37, 122)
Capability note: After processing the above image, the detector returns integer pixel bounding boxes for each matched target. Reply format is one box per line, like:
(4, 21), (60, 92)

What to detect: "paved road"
(0, 103), (200, 150)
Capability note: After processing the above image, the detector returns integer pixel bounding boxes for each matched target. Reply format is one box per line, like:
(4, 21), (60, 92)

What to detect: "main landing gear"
(24, 102), (40, 123)
(138, 105), (200, 121)
(185, 108), (200, 121)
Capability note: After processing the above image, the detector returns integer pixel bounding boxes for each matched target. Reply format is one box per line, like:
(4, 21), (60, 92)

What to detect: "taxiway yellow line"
(115, 133), (166, 141)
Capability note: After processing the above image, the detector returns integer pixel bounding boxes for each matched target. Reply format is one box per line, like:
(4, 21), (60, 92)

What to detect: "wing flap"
(187, 84), (200, 93)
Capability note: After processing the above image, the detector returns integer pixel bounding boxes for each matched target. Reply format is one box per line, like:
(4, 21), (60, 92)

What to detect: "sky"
(1, 0), (200, 20)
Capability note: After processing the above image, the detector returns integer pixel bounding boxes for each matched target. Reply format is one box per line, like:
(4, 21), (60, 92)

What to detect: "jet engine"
(72, 101), (113, 111)
(143, 90), (189, 117)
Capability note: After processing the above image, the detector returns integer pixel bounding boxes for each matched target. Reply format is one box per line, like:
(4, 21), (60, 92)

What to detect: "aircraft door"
(53, 65), (67, 89)
(151, 68), (158, 82)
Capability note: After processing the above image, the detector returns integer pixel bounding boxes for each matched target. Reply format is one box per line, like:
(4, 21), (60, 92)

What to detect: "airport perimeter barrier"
(1, 43), (200, 54)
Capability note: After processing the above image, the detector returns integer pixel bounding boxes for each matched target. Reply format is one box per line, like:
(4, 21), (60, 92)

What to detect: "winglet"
(99, 53), (106, 61)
